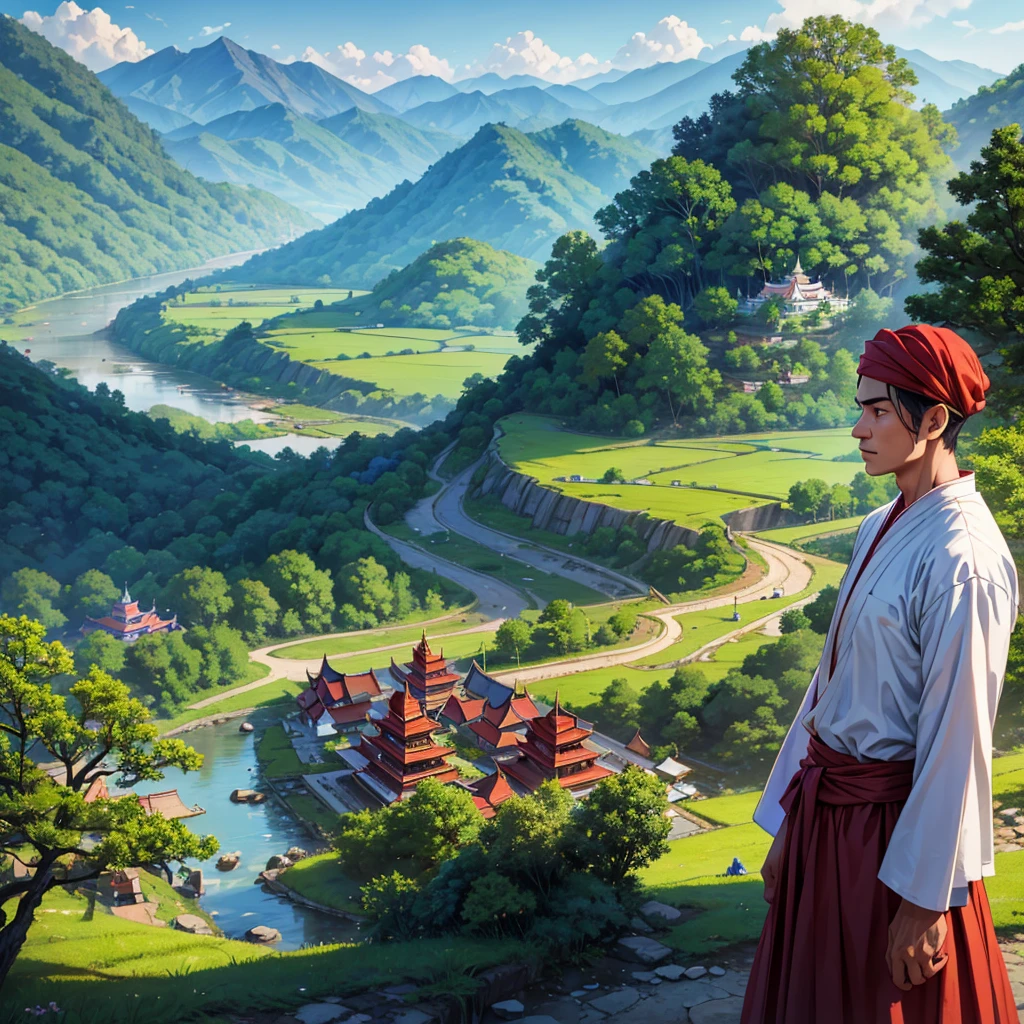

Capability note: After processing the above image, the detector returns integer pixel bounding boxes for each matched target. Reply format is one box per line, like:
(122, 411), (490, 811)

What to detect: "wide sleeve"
(752, 665), (818, 837)
(878, 576), (1015, 912)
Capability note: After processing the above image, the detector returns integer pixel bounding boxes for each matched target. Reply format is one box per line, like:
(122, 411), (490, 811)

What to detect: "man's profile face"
(851, 374), (919, 477)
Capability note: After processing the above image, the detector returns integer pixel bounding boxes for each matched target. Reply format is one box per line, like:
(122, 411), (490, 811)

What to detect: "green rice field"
(264, 330), (442, 359)
(496, 414), (867, 529)
(311, 351), (512, 400)
(183, 286), (366, 305)
(755, 516), (865, 545)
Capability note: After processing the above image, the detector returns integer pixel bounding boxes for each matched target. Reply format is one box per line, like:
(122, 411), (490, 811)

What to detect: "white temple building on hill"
(740, 258), (850, 318)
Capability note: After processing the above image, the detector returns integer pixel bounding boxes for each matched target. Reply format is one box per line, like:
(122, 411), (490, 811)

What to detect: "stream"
(135, 717), (362, 951)
(15, 257), (357, 947)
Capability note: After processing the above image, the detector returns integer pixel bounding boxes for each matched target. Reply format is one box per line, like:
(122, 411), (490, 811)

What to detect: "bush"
(623, 419), (645, 437)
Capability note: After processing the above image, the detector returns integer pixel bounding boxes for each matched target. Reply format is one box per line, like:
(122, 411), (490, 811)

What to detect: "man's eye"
(874, 407), (884, 416)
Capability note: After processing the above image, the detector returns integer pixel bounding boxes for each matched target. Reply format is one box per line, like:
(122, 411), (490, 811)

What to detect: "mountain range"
(98, 36), (396, 123)
(92, 34), (1003, 227)
(0, 18), (314, 311)
(228, 120), (657, 288)
(161, 103), (459, 222)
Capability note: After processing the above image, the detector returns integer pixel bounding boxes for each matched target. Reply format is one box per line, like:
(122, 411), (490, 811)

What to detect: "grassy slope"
(496, 414), (866, 529)
(9, 881), (527, 1024)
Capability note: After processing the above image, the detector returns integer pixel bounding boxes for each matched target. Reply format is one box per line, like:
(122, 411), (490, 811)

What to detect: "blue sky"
(7, 0), (1024, 87)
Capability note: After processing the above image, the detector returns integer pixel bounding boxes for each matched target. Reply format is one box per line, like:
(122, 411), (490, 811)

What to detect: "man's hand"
(761, 816), (788, 904)
(885, 898), (948, 991)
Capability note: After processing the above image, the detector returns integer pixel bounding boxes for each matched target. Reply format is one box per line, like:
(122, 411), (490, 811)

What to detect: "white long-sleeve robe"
(753, 470), (1019, 912)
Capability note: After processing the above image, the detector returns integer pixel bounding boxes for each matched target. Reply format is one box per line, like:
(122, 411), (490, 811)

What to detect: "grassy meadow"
(496, 414), (867, 529)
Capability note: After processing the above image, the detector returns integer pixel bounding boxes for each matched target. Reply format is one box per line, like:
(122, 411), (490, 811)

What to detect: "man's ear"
(922, 404), (949, 441)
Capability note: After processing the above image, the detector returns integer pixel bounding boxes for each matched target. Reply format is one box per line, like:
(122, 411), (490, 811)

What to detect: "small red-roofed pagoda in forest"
(354, 683), (459, 803)
(81, 585), (179, 642)
(389, 632), (460, 712)
(501, 693), (615, 796)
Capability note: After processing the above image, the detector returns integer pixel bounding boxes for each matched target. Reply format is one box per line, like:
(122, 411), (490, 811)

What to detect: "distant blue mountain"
(99, 36), (394, 124)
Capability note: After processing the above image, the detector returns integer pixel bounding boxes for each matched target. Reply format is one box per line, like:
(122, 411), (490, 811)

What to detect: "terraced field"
(496, 414), (867, 529)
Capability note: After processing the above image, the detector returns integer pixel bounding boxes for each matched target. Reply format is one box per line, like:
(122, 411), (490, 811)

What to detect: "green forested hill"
(0, 18), (317, 311)
(347, 238), (537, 328)
(945, 64), (1024, 167)
(228, 120), (655, 288)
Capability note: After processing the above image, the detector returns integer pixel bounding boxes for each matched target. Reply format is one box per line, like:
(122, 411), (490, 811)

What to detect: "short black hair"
(857, 375), (967, 453)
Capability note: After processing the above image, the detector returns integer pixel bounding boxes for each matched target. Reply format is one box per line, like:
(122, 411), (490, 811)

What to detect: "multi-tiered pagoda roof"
(81, 586), (179, 642)
(296, 655), (382, 734)
(500, 693), (615, 796)
(441, 666), (540, 750)
(389, 632), (460, 712)
(355, 683), (459, 803)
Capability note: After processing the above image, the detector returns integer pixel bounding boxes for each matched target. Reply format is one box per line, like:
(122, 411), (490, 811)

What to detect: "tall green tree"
(638, 329), (720, 424)
(906, 124), (1024, 416)
(0, 570), (65, 632)
(580, 330), (629, 396)
(164, 566), (232, 628)
(0, 615), (216, 988)
(262, 550), (334, 634)
(67, 570), (119, 622)
(229, 578), (280, 645)
(569, 765), (671, 885)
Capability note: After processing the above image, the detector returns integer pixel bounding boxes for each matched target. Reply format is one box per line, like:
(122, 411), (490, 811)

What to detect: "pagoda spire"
(121, 582), (131, 603)
(792, 255), (803, 276)
(553, 690), (561, 717)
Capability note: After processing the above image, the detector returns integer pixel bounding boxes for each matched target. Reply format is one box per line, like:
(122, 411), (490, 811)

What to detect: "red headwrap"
(857, 324), (989, 419)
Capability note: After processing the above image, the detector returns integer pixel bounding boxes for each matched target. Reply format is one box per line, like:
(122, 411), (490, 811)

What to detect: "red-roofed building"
(354, 684), (460, 803)
(463, 764), (515, 819)
(297, 655), (383, 736)
(440, 666), (541, 752)
(500, 693), (616, 797)
(82, 586), (179, 642)
(389, 632), (460, 712)
(626, 730), (652, 759)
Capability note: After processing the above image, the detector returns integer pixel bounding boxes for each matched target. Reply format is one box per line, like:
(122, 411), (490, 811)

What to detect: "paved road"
(487, 536), (812, 687)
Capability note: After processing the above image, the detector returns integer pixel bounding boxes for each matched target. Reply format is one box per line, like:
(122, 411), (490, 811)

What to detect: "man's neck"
(894, 449), (960, 508)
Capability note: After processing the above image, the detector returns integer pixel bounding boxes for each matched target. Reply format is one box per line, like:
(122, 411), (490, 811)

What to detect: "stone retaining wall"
(473, 453), (705, 552)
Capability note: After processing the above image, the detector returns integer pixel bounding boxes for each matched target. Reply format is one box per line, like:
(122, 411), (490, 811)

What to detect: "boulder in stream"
(245, 924), (282, 943)
(239, 722), (254, 733)
(215, 852), (241, 871)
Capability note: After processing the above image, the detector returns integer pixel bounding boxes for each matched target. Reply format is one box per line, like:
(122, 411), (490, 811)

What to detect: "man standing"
(742, 325), (1019, 1023)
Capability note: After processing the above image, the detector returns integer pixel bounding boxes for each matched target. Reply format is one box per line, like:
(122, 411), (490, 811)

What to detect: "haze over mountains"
(95, 35), (1000, 224)
(228, 120), (657, 288)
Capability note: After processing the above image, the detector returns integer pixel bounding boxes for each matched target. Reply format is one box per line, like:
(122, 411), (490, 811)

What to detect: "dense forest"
(0, 19), (316, 311)
(0, 344), (466, 713)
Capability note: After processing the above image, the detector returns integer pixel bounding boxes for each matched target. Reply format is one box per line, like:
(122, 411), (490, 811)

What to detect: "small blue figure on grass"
(725, 857), (747, 876)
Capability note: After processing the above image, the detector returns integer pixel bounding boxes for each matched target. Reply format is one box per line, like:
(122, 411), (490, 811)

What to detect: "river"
(135, 717), (363, 951)
(13, 251), (278, 424)
(20, 257), (354, 946)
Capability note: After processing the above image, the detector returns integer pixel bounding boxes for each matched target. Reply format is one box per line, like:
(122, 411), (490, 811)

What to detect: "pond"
(134, 717), (364, 951)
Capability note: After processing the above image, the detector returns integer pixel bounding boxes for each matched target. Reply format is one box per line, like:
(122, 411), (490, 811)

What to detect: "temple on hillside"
(462, 763), (515, 819)
(739, 257), (850, 319)
(441, 666), (540, 751)
(354, 683), (459, 803)
(500, 693), (616, 797)
(389, 632), (460, 712)
(81, 585), (179, 642)
(296, 655), (383, 736)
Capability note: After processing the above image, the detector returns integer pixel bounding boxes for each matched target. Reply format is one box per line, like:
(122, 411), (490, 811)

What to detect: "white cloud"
(990, 19), (1024, 34)
(20, 2), (152, 71)
(144, 12), (165, 26)
(460, 29), (600, 84)
(199, 22), (230, 37)
(611, 16), (709, 70)
(293, 41), (454, 92)
(740, 0), (972, 41)
(271, 43), (280, 50)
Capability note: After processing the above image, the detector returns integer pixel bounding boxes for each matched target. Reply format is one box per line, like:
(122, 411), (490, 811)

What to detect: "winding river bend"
(14, 251), (272, 423)
(15, 258), (356, 947)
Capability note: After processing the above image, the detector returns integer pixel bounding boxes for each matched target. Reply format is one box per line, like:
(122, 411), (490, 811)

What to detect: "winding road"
(197, 445), (819, 713)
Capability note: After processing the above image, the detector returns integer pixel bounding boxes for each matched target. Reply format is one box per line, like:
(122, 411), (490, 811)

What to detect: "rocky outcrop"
(722, 501), (805, 532)
(173, 913), (214, 936)
(216, 852), (241, 871)
(474, 452), (703, 552)
(230, 789), (266, 804)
